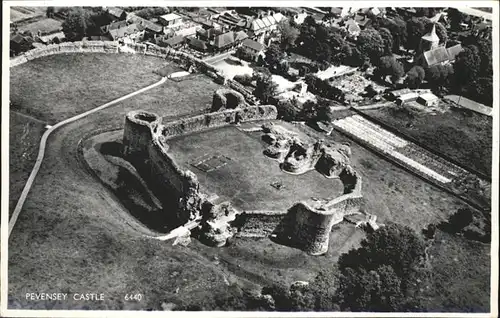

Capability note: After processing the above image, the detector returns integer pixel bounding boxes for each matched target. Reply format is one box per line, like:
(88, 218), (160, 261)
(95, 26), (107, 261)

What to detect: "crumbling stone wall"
(262, 123), (352, 178)
(211, 88), (247, 111)
(157, 106), (278, 139)
(122, 105), (278, 225)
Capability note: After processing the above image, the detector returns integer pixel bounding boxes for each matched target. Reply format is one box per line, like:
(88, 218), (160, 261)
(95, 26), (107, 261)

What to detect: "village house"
(245, 12), (286, 38)
(108, 23), (144, 43)
(159, 13), (184, 29)
(100, 20), (127, 34)
(10, 33), (33, 56)
(161, 35), (185, 48)
(37, 31), (65, 44)
(107, 7), (127, 21)
(211, 31), (235, 51)
(395, 92), (420, 105)
(241, 38), (265, 62)
(417, 92), (440, 107)
(344, 19), (361, 37)
(354, 13), (372, 29)
(126, 14), (164, 40)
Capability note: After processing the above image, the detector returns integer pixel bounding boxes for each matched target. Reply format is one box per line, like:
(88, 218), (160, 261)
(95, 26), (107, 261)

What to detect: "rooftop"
(423, 46), (451, 66)
(242, 38), (265, 51)
(160, 13), (182, 21)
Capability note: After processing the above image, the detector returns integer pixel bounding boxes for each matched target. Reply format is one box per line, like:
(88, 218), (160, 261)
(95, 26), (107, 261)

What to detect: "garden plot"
(333, 115), (471, 186)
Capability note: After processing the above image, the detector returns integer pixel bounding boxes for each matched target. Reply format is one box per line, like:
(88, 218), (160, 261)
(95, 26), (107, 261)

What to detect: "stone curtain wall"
(157, 106), (278, 139)
(122, 106), (278, 224)
(280, 167), (363, 255)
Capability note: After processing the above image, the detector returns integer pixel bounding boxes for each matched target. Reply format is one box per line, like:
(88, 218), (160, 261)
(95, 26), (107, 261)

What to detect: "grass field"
(423, 230), (490, 312)
(17, 17), (62, 34)
(361, 106), (492, 176)
(10, 53), (171, 123)
(115, 74), (221, 117)
(10, 6), (46, 23)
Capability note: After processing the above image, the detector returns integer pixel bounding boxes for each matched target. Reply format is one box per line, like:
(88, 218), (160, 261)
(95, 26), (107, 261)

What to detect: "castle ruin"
(121, 89), (364, 255)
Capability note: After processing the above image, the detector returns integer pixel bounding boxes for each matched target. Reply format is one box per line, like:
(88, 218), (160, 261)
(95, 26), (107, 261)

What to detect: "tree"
(426, 64), (453, 93)
(233, 74), (253, 86)
(447, 8), (465, 31)
(278, 20), (299, 50)
(265, 44), (285, 71)
(376, 56), (404, 84)
(46, 6), (55, 18)
(379, 28), (394, 55)
(379, 16), (407, 52)
(357, 28), (385, 64)
(253, 74), (278, 103)
(473, 77), (493, 106)
(453, 45), (481, 89)
(236, 46), (254, 61)
(336, 222), (427, 311)
(135, 7), (170, 19)
(432, 22), (448, 45)
(62, 7), (109, 41)
(405, 17), (430, 51)
(404, 65), (425, 89)
(338, 265), (405, 311)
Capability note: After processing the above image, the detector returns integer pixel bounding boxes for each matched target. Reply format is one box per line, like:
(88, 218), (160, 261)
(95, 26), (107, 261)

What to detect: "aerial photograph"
(4, 2), (497, 315)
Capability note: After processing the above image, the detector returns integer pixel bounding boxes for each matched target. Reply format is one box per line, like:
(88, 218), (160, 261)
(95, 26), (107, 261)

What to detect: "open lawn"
(9, 111), (47, 217)
(327, 128), (472, 232)
(10, 53), (170, 123)
(167, 123), (344, 212)
(423, 230), (490, 312)
(361, 106), (492, 176)
(116, 74), (222, 117)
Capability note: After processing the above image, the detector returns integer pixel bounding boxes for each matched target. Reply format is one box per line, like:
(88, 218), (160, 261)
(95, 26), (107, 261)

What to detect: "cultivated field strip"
(333, 115), (473, 186)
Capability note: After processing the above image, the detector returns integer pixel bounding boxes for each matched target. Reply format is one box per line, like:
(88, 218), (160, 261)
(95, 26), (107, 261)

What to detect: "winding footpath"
(8, 77), (167, 238)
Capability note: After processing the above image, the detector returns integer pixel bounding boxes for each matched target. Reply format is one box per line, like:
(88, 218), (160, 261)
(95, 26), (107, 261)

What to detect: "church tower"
(419, 23), (440, 52)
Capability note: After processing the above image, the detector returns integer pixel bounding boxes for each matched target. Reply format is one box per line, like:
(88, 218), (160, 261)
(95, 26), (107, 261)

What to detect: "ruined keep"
(121, 89), (365, 255)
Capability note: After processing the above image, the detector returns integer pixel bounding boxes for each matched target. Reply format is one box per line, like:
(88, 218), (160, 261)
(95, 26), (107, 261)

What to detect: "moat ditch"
(81, 131), (183, 233)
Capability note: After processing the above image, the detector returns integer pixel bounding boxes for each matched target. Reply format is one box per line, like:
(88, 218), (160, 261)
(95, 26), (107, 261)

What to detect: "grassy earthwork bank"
(7, 53), (490, 311)
(360, 106), (492, 177)
(9, 111), (47, 218)
(423, 230), (490, 312)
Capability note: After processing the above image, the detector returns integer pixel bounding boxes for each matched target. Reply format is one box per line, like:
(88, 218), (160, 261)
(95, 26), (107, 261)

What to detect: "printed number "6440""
(124, 294), (142, 301)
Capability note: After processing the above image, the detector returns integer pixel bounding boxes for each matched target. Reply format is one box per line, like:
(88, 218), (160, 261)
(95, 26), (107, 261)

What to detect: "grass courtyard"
(167, 123), (344, 212)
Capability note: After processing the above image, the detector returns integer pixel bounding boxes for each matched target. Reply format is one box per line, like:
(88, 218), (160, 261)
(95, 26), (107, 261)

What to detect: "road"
(203, 50), (236, 65)
(8, 77), (167, 238)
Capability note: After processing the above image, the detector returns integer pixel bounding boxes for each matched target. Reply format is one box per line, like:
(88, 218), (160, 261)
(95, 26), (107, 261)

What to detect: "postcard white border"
(1, 1), (498, 317)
